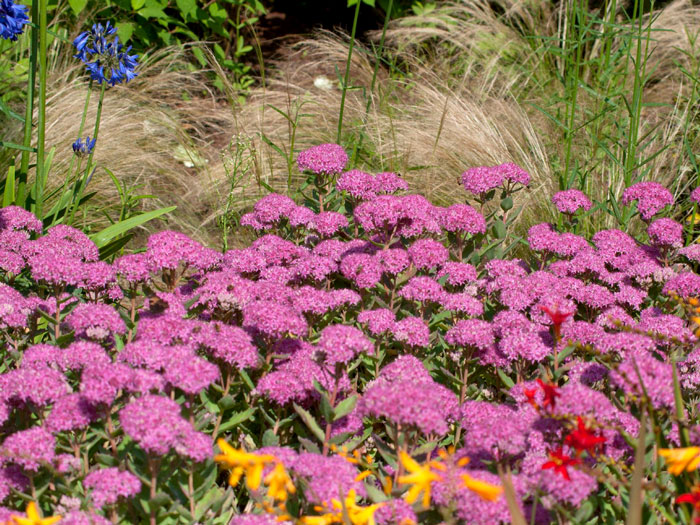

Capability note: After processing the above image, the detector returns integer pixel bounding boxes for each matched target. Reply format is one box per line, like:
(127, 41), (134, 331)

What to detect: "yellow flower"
(397, 451), (443, 508)
(659, 447), (700, 475)
(264, 462), (296, 502)
(300, 490), (382, 525)
(11, 502), (61, 525)
(337, 490), (382, 525)
(299, 514), (339, 525)
(214, 439), (276, 491)
(461, 473), (503, 501)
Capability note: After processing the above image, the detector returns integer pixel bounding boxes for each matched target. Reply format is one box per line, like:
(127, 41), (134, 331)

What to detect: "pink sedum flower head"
(664, 272), (700, 298)
(408, 238), (449, 270)
(1, 427), (55, 472)
(438, 262), (478, 286)
(0, 206), (42, 233)
(147, 230), (221, 272)
(313, 211), (348, 237)
(399, 276), (446, 303)
(119, 395), (212, 461)
(461, 165), (505, 196)
(65, 302), (126, 340)
(691, 187), (700, 204)
(297, 143), (348, 175)
(114, 252), (151, 284)
(621, 181), (673, 220)
(288, 206), (316, 228)
(392, 316), (430, 347)
(46, 394), (96, 433)
(340, 252), (382, 289)
(358, 308), (396, 335)
(551, 189), (592, 214)
(647, 218), (683, 248)
(375, 247), (410, 275)
(84, 467), (141, 509)
(679, 244), (700, 263)
(242, 300), (308, 339)
(0, 283), (31, 330)
(440, 204), (487, 235)
(316, 324), (373, 365)
(336, 169), (376, 200)
(252, 193), (296, 225)
(289, 452), (366, 505)
(374, 171), (409, 193)
(0, 465), (27, 504)
(446, 319), (495, 351)
(255, 344), (350, 406)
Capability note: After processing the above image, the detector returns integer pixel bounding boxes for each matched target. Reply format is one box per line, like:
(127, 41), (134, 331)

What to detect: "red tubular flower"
(539, 304), (575, 340)
(565, 416), (606, 456)
(523, 387), (538, 409)
(541, 448), (580, 481)
(676, 485), (700, 523)
(536, 379), (560, 411)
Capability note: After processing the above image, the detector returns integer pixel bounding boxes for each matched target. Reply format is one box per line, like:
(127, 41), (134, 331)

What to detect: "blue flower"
(72, 136), (96, 157)
(0, 0), (29, 41)
(72, 21), (116, 62)
(73, 21), (138, 86)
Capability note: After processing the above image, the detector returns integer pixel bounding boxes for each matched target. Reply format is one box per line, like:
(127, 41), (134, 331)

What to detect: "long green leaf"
(89, 206), (176, 248)
(0, 141), (37, 153)
(293, 403), (325, 443)
(672, 361), (691, 448)
(3, 166), (15, 206)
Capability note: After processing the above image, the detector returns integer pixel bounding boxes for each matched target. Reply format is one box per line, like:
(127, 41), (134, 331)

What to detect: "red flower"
(539, 304), (575, 326)
(539, 304), (575, 340)
(565, 416), (606, 456)
(536, 379), (560, 411)
(541, 448), (580, 481)
(677, 485), (700, 523)
(523, 387), (538, 409)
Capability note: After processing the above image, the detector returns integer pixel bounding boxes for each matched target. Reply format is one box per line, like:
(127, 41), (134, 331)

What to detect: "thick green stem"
(17, 0), (39, 206)
(34, 0), (48, 219)
(336, 0), (362, 144)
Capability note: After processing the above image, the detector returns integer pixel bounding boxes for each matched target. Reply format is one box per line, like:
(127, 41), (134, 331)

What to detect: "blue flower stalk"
(0, 0), (29, 41)
(72, 136), (96, 157)
(73, 22), (139, 86)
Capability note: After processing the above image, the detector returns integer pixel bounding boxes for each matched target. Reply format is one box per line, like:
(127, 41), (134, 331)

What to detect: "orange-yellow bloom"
(397, 451), (442, 508)
(659, 447), (700, 476)
(339, 489), (382, 525)
(461, 474), (503, 501)
(214, 438), (276, 490)
(264, 462), (296, 502)
(11, 502), (61, 525)
(299, 490), (381, 525)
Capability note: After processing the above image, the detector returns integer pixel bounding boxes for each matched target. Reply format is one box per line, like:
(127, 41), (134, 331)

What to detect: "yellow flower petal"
(461, 474), (503, 502)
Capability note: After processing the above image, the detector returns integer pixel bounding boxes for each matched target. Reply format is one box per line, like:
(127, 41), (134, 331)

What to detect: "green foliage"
(67, 0), (266, 92)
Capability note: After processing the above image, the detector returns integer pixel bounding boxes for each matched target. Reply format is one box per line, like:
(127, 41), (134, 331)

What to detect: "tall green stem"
(17, 0), (39, 206)
(67, 82), (106, 225)
(336, 0), (362, 144)
(353, 0), (393, 165)
(51, 82), (93, 226)
(34, 0), (48, 219)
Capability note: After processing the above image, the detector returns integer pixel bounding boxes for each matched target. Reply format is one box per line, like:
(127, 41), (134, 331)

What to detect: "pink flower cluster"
(0, 142), (698, 524)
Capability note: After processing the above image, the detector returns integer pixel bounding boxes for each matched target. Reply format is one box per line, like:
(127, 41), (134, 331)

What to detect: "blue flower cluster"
(72, 136), (96, 157)
(0, 0), (29, 41)
(73, 22), (139, 86)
